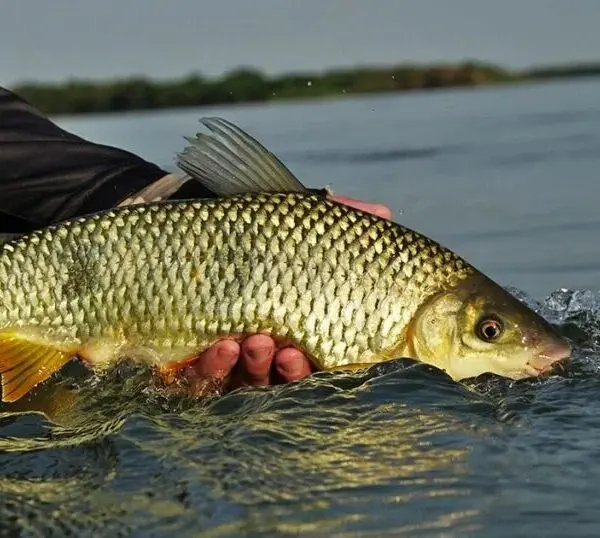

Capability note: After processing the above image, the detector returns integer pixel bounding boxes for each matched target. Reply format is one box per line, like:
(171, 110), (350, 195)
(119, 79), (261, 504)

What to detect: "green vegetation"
(9, 60), (600, 116)
(526, 61), (600, 79)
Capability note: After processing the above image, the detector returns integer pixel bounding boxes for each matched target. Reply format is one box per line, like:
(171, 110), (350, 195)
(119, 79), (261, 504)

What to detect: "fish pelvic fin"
(176, 117), (312, 196)
(158, 355), (201, 385)
(0, 329), (77, 403)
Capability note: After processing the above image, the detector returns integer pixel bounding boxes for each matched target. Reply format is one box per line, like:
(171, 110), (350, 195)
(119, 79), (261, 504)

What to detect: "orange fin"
(158, 355), (200, 385)
(0, 331), (76, 403)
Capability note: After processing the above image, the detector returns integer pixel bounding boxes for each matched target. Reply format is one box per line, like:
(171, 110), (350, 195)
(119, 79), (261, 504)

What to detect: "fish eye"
(476, 317), (503, 342)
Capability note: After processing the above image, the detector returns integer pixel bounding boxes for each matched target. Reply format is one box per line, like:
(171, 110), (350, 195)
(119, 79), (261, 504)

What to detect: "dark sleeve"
(0, 87), (211, 233)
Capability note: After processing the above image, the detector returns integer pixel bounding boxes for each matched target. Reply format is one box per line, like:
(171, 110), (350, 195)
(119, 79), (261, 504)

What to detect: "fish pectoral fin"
(0, 330), (77, 403)
(151, 345), (211, 385)
(324, 362), (376, 374)
(176, 117), (311, 196)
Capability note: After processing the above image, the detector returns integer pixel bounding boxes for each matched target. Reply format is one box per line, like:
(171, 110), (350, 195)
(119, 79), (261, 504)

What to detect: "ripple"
(0, 288), (598, 536)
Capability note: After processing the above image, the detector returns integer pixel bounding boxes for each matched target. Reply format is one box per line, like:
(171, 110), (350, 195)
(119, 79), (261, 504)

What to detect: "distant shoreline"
(9, 60), (600, 116)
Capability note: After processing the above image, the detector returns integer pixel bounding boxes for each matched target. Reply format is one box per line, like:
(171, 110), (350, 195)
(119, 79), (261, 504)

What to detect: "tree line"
(9, 60), (600, 116)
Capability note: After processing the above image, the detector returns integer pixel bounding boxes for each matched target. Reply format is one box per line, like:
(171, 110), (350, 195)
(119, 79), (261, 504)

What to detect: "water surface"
(3, 78), (600, 536)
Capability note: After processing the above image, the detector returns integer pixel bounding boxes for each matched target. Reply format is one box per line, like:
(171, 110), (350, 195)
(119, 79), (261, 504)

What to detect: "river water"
(2, 78), (600, 536)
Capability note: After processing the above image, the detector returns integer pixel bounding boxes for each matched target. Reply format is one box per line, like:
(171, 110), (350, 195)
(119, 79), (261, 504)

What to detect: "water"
(3, 78), (600, 536)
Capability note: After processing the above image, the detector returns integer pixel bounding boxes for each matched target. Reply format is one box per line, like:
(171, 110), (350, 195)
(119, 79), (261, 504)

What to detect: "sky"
(2, 0), (600, 85)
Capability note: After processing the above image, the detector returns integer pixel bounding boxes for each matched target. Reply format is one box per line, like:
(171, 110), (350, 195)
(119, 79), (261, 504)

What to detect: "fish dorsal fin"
(176, 117), (310, 196)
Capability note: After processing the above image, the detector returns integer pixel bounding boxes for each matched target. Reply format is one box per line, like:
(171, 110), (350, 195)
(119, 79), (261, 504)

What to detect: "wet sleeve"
(0, 87), (213, 233)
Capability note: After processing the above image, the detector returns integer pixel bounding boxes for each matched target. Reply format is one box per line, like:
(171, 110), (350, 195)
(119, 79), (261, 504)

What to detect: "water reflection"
(1, 285), (595, 536)
(0, 362), (499, 536)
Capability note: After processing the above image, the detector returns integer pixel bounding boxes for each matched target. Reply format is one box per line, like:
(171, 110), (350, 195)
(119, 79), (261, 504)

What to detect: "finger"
(233, 334), (275, 387)
(332, 195), (392, 220)
(274, 348), (313, 382)
(187, 339), (240, 380)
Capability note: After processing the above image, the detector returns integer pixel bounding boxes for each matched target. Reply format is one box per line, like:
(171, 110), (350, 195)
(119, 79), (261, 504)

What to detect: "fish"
(0, 117), (571, 403)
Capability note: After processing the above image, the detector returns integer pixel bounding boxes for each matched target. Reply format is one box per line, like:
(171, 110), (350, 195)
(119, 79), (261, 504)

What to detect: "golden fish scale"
(0, 193), (473, 368)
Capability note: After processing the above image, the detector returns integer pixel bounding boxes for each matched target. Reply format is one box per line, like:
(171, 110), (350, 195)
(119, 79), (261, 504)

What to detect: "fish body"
(0, 118), (571, 402)
(0, 193), (468, 376)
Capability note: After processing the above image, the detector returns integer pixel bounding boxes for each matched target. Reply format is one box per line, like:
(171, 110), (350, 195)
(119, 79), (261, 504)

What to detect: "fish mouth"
(526, 340), (572, 376)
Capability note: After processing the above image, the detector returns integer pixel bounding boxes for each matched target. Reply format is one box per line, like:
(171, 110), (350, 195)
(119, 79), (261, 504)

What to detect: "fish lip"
(526, 342), (572, 376)
(527, 363), (555, 376)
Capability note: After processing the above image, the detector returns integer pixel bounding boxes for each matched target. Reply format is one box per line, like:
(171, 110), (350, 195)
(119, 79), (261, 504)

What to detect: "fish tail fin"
(176, 117), (311, 196)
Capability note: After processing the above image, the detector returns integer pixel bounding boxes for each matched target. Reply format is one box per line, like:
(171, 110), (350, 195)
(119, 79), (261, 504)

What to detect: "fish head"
(408, 272), (571, 381)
